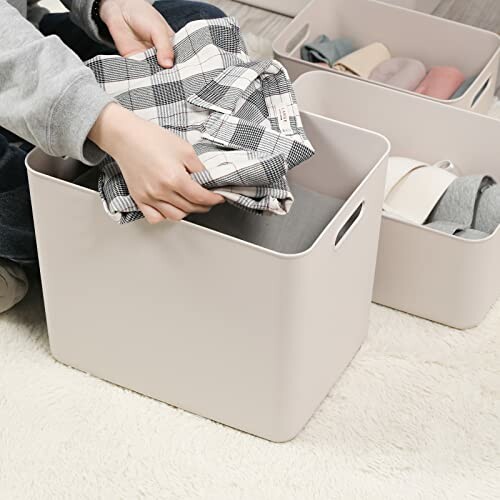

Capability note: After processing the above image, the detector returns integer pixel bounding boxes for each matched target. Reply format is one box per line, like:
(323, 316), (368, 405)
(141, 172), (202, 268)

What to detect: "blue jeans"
(0, 0), (225, 265)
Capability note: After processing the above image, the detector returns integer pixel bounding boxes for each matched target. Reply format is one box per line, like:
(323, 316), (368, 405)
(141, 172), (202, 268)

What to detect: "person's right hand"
(89, 103), (224, 223)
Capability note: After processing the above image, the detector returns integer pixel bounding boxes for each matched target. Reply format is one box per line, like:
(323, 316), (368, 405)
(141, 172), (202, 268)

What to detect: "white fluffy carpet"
(1, 279), (499, 499)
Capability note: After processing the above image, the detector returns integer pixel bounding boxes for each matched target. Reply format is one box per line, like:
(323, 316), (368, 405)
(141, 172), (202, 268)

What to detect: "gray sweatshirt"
(0, 0), (114, 164)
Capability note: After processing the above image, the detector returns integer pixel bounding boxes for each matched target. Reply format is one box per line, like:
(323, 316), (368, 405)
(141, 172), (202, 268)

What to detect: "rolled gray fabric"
(426, 175), (499, 239)
(475, 183), (500, 234)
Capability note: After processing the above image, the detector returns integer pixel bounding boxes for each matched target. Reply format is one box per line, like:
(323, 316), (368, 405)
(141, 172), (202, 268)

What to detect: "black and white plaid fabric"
(85, 17), (315, 224)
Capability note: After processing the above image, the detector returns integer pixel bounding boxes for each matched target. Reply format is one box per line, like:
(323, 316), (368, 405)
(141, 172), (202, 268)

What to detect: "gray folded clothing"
(300, 36), (354, 67)
(425, 175), (499, 239)
(187, 184), (345, 254)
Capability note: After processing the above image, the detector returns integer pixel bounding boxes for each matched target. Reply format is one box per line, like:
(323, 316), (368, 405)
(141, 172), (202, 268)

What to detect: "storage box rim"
(273, 0), (500, 106)
(296, 69), (500, 114)
(25, 120), (390, 260)
(383, 212), (500, 244)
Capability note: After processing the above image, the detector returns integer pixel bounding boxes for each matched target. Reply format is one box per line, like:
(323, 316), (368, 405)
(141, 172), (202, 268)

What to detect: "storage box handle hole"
(334, 201), (365, 249)
(471, 76), (491, 108)
(285, 24), (310, 55)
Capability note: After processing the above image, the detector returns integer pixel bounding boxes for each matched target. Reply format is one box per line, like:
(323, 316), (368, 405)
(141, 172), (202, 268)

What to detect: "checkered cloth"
(85, 17), (315, 223)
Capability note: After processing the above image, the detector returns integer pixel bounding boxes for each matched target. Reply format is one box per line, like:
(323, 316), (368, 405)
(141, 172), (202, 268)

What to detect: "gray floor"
(433, 0), (500, 33)
(210, 0), (500, 42)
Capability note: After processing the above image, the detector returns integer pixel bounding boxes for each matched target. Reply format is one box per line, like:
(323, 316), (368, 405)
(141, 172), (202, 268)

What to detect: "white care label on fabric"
(276, 104), (294, 135)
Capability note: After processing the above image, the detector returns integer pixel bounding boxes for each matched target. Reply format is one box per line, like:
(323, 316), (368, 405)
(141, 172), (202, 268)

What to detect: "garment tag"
(276, 105), (293, 135)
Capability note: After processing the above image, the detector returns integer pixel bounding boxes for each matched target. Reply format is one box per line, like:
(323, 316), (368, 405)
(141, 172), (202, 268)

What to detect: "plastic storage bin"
(294, 71), (500, 329)
(26, 112), (389, 442)
(273, 0), (500, 114)
(372, 0), (439, 13)
(237, 0), (309, 17)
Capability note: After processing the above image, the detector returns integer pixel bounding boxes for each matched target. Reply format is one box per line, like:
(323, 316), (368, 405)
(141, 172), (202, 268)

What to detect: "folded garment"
(369, 57), (426, 91)
(300, 35), (354, 67)
(425, 221), (489, 240)
(86, 18), (315, 224)
(426, 175), (499, 238)
(415, 66), (465, 100)
(450, 75), (476, 99)
(384, 157), (457, 224)
(187, 184), (344, 254)
(334, 42), (391, 79)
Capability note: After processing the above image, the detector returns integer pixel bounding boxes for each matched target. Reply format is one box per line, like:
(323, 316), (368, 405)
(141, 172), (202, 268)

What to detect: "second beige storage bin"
(294, 71), (500, 329)
(274, 0), (500, 113)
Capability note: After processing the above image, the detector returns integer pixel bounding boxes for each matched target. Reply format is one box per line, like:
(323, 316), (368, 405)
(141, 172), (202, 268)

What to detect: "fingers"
(139, 201), (188, 224)
(151, 25), (175, 68)
(157, 194), (213, 215)
(138, 203), (166, 224)
(183, 149), (206, 174)
(177, 176), (225, 206)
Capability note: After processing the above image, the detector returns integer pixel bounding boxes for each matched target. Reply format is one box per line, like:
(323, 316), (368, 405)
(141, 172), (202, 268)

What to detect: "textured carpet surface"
(1, 281), (499, 499)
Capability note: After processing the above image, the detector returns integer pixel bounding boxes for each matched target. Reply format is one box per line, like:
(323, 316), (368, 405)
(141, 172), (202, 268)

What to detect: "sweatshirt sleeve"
(0, 1), (114, 164)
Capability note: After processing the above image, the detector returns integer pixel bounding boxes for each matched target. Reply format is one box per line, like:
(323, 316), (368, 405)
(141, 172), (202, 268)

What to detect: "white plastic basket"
(274, 0), (500, 114)
(372, 0), (439, 13)
(294, 70), (500, 329)
(236, 0), (310, 17)
(26, 111), (389, 441)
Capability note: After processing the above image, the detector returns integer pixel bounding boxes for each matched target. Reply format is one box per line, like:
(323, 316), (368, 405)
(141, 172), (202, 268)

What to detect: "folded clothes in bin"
(384, 156), (500, 239)
(85, 17), (315, 224)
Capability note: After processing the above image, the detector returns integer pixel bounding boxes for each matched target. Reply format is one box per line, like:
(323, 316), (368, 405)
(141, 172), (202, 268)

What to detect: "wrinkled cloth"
(416, 66), (465, 100)
(334, 42), (391, 78)
(86, 17), (315, 224)
(369, 57), (426, 91)
(300, 35), (354, 68)
(426, 175), (499, 238)
(0, 258), (29, 313)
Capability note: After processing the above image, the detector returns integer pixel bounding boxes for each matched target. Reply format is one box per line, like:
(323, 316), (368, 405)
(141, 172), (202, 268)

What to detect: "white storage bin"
(273, 0), (500, 113)
(237, 0), (310, 17)
(372, 0), (439, 13)
(294, 71), (500, 329)
(26, 112), (389, 442)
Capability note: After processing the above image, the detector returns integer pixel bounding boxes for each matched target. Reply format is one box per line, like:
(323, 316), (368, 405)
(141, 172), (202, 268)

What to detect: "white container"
(26, 112), (389, 442)
(372, 0), (439, 13)
(237, 0), (310, 17)
(294, 71), (500, 329)
(273, 0), (500, 114)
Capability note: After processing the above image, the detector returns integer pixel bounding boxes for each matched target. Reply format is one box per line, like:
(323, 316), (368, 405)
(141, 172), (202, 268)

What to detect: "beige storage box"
(26, 112), (389, 442)
(294, 71), (500, 329)
(274, 0), (500, 113)
(372, 0), (439, 13)
(237, 0), (310, 17)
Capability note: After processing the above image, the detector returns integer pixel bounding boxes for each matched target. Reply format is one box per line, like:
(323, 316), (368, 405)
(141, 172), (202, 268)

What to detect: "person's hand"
(89, 103), (224, 223)
(99, 0), (175, 68)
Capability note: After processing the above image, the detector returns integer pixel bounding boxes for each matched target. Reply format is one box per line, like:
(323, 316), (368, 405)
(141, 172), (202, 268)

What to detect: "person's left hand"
(99, 0), (175, 68)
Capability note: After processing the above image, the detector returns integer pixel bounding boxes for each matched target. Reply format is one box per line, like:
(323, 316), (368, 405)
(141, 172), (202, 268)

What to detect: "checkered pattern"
(85, 17), (315, 223)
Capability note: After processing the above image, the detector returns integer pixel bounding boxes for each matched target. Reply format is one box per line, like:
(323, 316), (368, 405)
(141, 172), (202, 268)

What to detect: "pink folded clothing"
(369, 57), (427, 91)
(415, 66), (465, 100)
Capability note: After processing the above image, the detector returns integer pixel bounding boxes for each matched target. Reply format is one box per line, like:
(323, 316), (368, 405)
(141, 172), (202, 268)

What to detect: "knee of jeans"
(198, 3), (226, 19)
